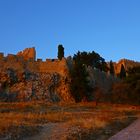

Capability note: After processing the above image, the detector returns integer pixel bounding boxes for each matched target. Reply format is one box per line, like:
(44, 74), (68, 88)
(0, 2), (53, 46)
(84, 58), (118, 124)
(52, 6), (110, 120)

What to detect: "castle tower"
(17, 47), (36, 61)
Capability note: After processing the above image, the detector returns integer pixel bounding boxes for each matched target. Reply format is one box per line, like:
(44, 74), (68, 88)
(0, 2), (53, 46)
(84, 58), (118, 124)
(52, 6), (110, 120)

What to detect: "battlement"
(37, 58), (43, 62)
(46, 59), (60, 62)
(6, 54), (17, 61)
(0, 48), (69, 77)
(17, 47), (36, 61)
(37, 57), (68, 76)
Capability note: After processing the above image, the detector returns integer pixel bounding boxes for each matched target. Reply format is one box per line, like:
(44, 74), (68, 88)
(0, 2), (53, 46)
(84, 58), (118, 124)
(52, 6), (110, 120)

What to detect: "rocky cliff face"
(0, 69), (73, 102)
(0, 48), (74, 102)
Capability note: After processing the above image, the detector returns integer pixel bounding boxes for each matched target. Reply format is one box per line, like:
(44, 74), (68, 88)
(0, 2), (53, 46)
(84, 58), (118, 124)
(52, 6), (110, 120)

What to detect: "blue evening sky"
(0, 0), (140, 62)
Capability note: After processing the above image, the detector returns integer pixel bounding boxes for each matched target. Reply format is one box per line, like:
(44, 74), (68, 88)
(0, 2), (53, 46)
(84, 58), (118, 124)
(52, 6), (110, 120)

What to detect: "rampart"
(1, 48), (140, 78)
(0, 48), (70, 77)
(113, 59), (140, 75)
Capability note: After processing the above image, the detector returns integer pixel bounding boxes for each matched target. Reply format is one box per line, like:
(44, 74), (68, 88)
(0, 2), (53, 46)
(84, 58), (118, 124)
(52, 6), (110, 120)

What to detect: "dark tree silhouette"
(57, 44), (64, 60)
(111, 66), (140, 105)
(109, 60), (115, 76)
(70, 52), (92, 102)
(70, 50), (109, 102)
(73, 51), (108, 72)
(120, 64), (126, 79)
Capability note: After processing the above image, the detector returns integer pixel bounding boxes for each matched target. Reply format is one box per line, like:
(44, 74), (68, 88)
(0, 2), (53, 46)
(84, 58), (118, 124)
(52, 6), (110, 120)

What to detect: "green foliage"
(57, 44), (64, 60)
(120, 64), (126, 79)
(70, 53), (92, 102)
(73, 51), (108, 72)
(110, 66), (140, 105)
(70, 50), (108, 102)
(125, 66), (140, 88)
(109, 60), (115, 76)
(127, 66), (140, 75)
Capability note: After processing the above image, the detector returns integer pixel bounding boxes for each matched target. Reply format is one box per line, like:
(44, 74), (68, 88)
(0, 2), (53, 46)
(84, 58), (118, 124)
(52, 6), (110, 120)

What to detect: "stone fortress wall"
(1, 47), (140, 77)
(113, 59), (140, 75)
(0, 47), (69, 77)
(0, 47), (140, 102)
(0, 47), (73, 102)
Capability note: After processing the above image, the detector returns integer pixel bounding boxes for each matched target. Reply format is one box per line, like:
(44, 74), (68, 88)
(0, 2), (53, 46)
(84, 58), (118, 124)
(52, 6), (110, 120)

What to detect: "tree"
(120, 64), (126, 79)
(111, 66), (140, 105)
(109, 60), (115, 76)
(73, 51), (108, 72)
(70, 50), (109, 102)
(70, 52), (91, 102)
(57, 44), (64, 60)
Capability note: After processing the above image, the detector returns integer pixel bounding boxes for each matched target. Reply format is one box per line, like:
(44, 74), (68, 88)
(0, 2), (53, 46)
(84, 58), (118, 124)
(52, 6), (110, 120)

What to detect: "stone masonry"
(0, 47), (74, 102)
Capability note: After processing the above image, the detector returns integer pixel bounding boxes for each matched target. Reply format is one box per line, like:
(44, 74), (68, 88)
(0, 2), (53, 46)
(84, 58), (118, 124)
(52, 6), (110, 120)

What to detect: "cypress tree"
(110, 60), (115, 76)
(70, 52), (91, 102)
(120, 64), (126, 79)
(57, 44), (64, 60)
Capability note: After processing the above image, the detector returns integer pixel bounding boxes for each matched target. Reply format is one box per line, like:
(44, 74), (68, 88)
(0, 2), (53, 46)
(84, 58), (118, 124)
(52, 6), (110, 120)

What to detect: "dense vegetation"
(73, 51), (108, 72)
(70, 51), (108, 102)
(111, 66), (140, 105)
(69, 49), (140, 105)
(109, 60), (115, 76)
(119, 64), (126, 79)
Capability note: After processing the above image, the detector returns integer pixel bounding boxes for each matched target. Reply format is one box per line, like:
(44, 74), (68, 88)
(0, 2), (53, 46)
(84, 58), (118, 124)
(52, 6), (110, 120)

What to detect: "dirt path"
(25, 122), (71, 140)
(109, 119), (140, 140)
(26, 119), (140, 140)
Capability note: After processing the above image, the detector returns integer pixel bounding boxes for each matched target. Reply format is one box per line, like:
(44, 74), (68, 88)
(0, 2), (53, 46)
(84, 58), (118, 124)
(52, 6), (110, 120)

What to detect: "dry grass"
(0, 102), (140, 139)
(68, 117), (107, 129)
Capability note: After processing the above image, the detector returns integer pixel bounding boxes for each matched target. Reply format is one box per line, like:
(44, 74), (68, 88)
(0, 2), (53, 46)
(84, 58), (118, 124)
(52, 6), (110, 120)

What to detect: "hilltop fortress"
(0, 47), (70, 77)
(0, 47), (140, 102)
(0, 47), (74, 102)
(0, 47), (139, 77)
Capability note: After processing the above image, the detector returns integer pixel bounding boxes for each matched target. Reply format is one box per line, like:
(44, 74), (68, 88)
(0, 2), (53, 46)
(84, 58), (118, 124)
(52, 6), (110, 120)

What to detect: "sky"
(0, 0), (140, 62)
